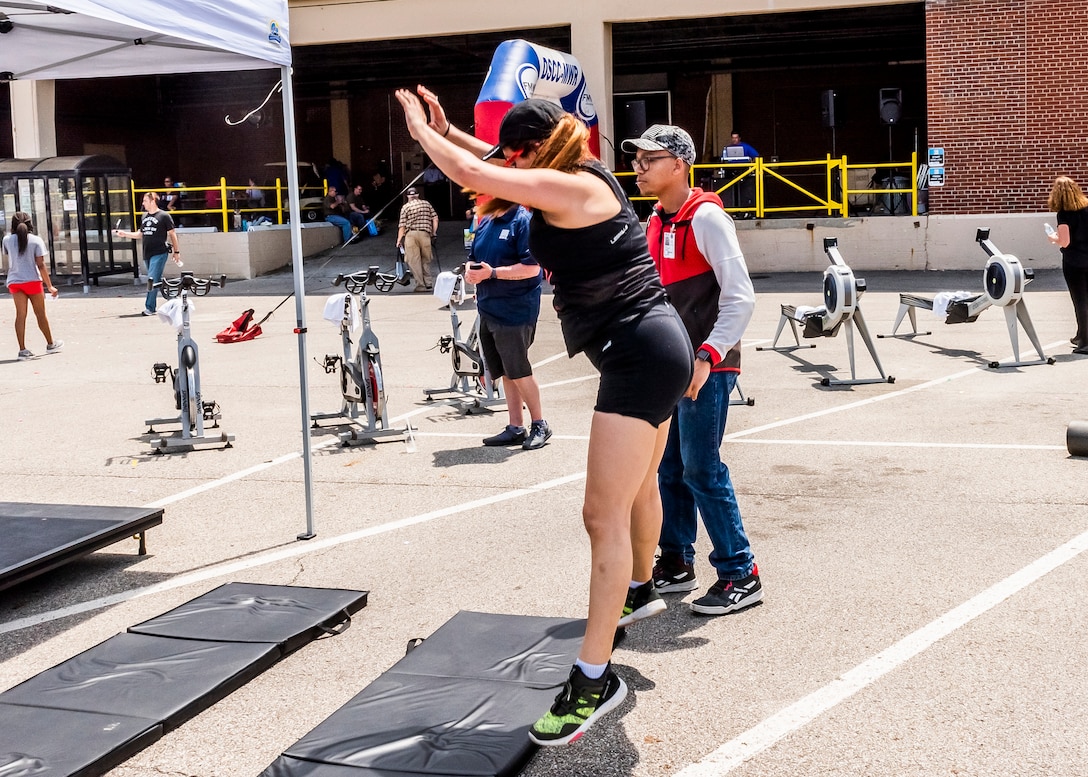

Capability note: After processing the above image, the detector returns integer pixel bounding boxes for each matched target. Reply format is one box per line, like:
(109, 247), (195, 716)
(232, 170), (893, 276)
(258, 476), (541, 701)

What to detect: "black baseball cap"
(482, 98), (566, 160)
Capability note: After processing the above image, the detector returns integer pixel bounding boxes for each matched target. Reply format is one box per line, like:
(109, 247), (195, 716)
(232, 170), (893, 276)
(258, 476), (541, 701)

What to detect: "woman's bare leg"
(579, 410), (662, 665)
(28, 293), (54, 345)
(12, 291), (29, 350)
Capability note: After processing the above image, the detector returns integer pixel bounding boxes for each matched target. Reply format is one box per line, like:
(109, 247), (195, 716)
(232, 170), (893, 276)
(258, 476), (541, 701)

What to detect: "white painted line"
(725, 365), (982, 440)
(673, 525), (1088, 776)
(725, 334), (1069, 442)
(538, 374), (599, 390)
(0, 472), (588, 636)
(734, 439), (1065, 451)
(532, 350), (570, 368)
(414, 431), (590, 441)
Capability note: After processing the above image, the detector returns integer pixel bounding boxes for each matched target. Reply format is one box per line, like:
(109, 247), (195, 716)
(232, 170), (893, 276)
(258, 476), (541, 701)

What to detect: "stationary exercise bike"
(145, 272), (235, 452)
(311, 267), (411, 445)
(423, 263), (504, 412)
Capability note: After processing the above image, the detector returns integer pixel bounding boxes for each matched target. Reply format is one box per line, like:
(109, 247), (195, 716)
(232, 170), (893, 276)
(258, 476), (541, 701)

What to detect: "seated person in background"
(246, 178), (265, 209)
(371, 170), (397, 220)
(324, 185), (354, 242)
(204, 188), (221, 210)
(162, 177), (180, 211)
(347, 184), (374, 234)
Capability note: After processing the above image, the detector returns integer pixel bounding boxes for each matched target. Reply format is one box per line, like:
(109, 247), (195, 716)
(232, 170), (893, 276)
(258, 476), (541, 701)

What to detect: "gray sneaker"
(17, 349), (35, 361)
(523, 420), (553, 450)
(45, 340), (64, 354)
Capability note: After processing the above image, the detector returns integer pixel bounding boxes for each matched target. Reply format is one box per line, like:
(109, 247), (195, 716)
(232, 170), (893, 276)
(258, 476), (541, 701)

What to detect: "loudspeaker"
(879, 88), (902, 125)
(623, 100), (648, 138)
(820, 89), (839, 128)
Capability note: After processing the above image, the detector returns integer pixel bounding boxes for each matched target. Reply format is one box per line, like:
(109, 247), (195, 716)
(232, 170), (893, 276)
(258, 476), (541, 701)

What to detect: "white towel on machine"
(932, 291), (975, 318)
(323, 293), (361, 330)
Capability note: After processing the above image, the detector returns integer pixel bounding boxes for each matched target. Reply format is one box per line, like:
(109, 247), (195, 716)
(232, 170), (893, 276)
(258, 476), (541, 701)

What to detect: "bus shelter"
(0, 155), (138, 290)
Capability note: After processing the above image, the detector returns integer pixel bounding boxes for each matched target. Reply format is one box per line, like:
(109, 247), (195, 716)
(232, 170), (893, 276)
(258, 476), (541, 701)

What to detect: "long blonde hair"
(1047, 175), (1088, 212)
(477, 114), (592, 219)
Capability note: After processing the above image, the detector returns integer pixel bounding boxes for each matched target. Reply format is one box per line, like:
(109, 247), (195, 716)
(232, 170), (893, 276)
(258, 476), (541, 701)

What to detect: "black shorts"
(479, 318), (537, 380)
(583, 302), (694, 427)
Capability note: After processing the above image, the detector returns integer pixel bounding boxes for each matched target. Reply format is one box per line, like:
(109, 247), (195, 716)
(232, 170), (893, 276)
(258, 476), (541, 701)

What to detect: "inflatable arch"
(475, 39), (601, 158)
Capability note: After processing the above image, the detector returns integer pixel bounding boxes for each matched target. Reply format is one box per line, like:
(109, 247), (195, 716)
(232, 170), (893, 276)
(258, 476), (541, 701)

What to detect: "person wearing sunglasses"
(396, 86), (692, 746)
(622, 124), (761, 617)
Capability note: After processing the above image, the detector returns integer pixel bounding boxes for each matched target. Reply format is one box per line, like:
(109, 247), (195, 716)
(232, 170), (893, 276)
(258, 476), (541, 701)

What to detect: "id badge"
(663, 229), (676, 259)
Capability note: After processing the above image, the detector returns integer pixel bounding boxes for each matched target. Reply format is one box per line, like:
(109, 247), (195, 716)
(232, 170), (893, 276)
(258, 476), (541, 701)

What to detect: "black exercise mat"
(260, 612), (584, 777)
(0, 703), (160, 777)
(0, 502), (163, 592)
(0, 632), (279, 728)
(129, 582), (368, 654)
(0, 582), (367, 777)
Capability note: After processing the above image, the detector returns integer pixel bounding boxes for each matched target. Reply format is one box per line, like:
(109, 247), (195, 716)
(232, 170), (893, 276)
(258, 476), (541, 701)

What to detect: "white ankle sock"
(575, 659), (608, 680)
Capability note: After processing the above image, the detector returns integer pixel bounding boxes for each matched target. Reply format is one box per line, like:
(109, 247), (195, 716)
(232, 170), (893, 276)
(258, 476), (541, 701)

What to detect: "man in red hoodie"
(621, 125), (762, 615)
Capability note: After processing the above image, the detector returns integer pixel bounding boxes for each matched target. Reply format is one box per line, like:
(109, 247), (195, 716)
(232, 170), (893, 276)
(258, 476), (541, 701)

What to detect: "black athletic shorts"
(479, 318), (536, 381)
(582, 302), (694, 426)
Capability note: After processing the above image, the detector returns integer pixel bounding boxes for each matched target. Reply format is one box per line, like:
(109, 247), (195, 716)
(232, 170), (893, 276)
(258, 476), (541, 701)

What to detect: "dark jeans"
(658, 370), (754, 581)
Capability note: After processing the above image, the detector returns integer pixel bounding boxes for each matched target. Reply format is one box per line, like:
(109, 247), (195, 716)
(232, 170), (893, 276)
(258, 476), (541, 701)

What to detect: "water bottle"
(1044, 222), (1057, 238)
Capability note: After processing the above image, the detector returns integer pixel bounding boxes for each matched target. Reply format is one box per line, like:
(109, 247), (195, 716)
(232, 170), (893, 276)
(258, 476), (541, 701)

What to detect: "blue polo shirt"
(470, 205), (542, 326)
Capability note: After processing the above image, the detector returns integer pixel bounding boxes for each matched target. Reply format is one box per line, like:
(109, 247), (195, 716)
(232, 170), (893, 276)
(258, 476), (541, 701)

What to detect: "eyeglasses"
(631, 154), (674, 172)
(502, 148), (524, 167)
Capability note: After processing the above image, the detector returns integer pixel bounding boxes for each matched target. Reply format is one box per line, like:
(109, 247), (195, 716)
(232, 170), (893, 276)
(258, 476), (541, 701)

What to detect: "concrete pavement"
(1, 232), (1086, 776)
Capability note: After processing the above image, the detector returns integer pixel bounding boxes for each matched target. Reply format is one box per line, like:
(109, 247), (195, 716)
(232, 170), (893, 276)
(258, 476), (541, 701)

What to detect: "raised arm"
(416, 85), (494, 158)
(395, 88), (616, 228)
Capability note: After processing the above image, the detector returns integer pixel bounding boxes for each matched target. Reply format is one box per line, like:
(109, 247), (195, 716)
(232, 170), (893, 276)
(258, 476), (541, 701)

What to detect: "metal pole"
(281, 65), (317, 540)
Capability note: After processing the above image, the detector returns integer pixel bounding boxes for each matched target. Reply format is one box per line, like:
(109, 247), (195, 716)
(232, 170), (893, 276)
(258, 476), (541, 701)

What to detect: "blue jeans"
(326, 214), (352, 242)
(144, 252), (169, 313)
(658, 370), (754, 581)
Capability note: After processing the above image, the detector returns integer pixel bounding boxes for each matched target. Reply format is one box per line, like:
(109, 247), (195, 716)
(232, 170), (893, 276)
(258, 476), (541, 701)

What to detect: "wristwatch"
(695, 348), (714, 363)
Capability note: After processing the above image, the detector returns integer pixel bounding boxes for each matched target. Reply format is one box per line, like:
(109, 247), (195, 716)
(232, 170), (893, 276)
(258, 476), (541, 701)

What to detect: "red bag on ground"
(216, 309), (263, 343)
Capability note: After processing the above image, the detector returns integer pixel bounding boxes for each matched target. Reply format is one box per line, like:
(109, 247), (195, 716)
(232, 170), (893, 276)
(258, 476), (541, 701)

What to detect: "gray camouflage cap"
(621, 124), (696, 166)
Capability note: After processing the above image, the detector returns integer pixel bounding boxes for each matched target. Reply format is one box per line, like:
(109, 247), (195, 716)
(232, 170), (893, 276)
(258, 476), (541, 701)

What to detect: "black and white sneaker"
(652, 554), (699, 592)
(690, 565), (763, 616)
(618, 580), (666, 627)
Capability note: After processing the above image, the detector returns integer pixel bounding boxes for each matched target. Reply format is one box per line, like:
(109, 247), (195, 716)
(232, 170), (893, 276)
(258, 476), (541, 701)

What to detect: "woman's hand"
(47, 285), (58, 299)
(417, 85), (449, 136)
(394, 89), (430, 141)
(464, 261), (492, 285)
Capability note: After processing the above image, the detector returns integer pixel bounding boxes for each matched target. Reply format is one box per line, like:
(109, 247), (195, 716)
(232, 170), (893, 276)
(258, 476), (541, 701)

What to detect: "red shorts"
(7, 281), (44, 296)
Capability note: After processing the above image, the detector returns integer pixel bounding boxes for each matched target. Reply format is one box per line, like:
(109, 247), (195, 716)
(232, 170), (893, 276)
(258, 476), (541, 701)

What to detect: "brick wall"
(926, 0), (1088, 214)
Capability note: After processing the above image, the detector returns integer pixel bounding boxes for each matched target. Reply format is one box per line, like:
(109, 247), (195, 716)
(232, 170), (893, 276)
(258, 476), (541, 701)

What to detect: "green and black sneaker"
(618, 580), (667, 627)
(528, 664), (628, 746)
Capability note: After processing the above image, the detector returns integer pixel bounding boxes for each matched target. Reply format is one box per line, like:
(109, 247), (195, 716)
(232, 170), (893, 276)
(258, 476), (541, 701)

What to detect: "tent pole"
(281, 65), (317, 540)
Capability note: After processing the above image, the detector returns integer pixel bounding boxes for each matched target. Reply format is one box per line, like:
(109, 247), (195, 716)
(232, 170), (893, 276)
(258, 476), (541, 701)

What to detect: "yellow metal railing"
(130, 178), (325, 231)
(614, 152), (918, 218)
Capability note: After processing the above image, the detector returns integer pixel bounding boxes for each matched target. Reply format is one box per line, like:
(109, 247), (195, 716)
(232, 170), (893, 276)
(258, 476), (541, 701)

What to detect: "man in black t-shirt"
(114, 191), (180, 315)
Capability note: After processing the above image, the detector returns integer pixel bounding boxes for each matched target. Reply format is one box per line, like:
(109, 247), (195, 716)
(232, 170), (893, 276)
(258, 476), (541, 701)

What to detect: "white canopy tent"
(0, 0), (319, 538)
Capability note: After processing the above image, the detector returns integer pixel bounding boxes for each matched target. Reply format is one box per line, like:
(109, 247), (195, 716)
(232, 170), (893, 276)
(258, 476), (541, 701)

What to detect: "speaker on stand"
(878, 88), (905, 214)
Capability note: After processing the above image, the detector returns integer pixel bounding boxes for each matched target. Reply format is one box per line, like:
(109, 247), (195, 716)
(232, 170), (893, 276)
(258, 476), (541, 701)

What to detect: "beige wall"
(735, 213), (1060, 274)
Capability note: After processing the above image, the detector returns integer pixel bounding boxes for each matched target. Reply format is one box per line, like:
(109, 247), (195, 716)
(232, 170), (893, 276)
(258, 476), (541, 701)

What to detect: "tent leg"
(281, 66), (317, 540)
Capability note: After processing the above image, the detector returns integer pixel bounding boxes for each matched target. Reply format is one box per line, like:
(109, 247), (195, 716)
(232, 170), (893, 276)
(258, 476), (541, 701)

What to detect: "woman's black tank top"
(528, 159), (665, 355)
